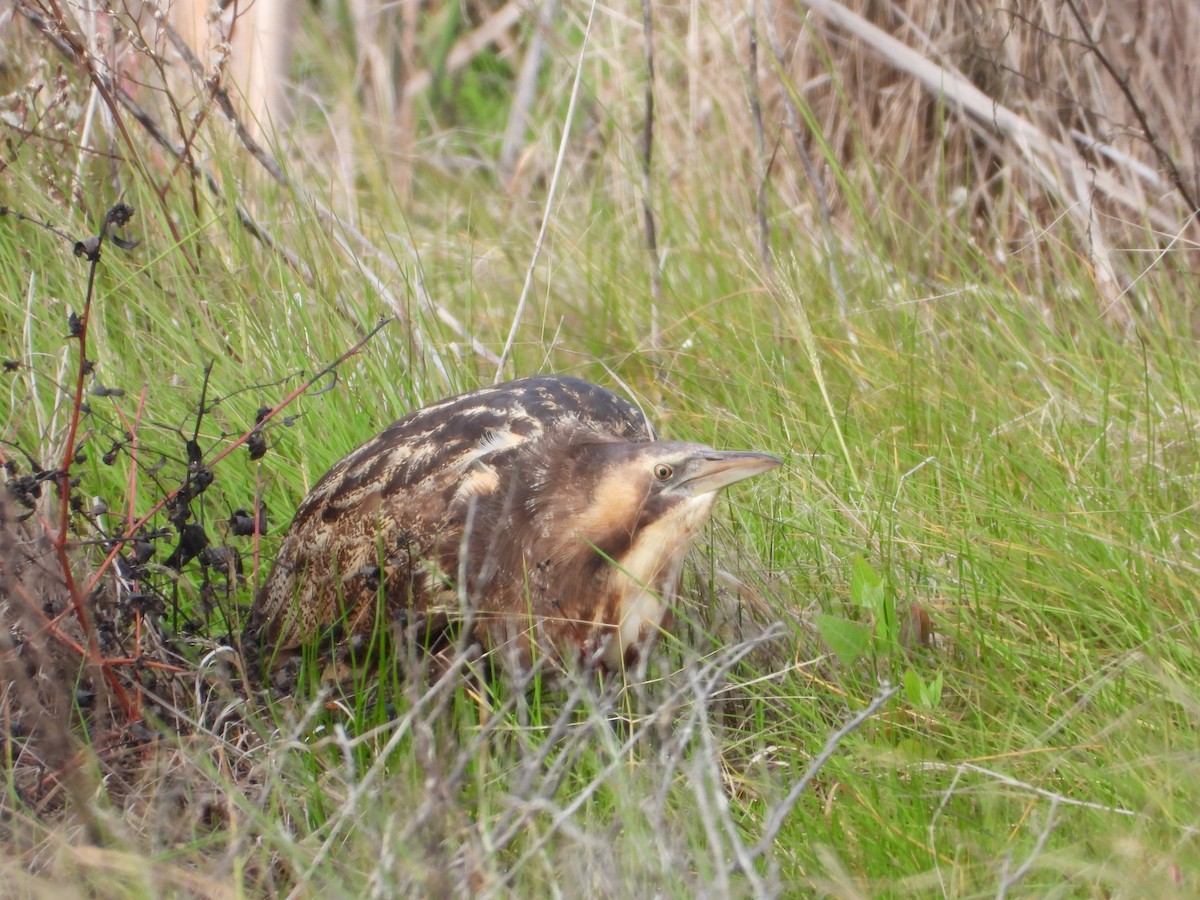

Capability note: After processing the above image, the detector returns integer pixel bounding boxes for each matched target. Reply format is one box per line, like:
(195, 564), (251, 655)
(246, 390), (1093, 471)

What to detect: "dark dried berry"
(166, 498), (191, 529)
(247, 429), (267, 460)
(6, 476), (39, 508)
(199, 545), (242, 577)
(106, 203), (134, 228)
(164, 523), (208, 570)
(228, 506), (267, 536)
(254, 406), (271, 425)
(2, 360), (18, 372)
(190, 465), (214, 493)
(128, 593), (162, 615)
(130, 539), (155, 566)
(67, 311), (83, 337)
(73, 237), (101, 261)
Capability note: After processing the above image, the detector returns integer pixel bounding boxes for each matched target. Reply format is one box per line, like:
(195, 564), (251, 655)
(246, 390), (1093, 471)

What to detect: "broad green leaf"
(851, 556), (886, 615)
(815, 614), (872, 666)
(904, 668), (944, 709)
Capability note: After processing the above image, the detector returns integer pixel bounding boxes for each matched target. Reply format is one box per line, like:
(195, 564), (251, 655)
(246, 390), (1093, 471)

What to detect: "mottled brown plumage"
(243, 375), (779, 683)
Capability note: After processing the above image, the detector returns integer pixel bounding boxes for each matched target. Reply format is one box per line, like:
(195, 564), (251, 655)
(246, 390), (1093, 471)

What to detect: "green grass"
(3, 6), (1200, 897)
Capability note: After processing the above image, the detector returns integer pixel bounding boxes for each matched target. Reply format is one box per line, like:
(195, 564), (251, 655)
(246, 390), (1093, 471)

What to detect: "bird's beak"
(677, 451), (782, 495)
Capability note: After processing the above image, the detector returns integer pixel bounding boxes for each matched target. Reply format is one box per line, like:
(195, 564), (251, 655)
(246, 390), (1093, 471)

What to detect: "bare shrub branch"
(1059, 0), (1198, 218)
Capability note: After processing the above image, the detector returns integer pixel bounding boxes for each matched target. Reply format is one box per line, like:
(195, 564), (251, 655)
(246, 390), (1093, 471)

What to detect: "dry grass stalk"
(169, 0), (297, 141)
(570, 0), (1196, 318)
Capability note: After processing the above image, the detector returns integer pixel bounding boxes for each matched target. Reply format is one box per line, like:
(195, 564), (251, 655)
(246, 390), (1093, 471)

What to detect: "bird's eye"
(653, 463), (673, 481)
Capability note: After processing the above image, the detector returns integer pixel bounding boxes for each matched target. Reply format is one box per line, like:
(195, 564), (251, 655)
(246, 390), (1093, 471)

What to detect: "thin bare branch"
(639, 0), (663, 351)
(1060, 0), (1199, 218)
(742, 683), (899, 872)
(746, 0), (774, 272)
(996, 798), (1060, 899)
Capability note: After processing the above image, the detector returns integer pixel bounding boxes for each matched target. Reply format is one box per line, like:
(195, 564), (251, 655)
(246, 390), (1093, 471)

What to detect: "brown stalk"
(48, 205), (139, 720)
(746, 0), (774, 271)
(639, 0), (663, 351)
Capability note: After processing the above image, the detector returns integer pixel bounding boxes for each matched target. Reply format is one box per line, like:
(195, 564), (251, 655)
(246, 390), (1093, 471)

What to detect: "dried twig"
(15, 1), (491, 372)
(498, 626), (786, 889)
(293, 649), (477, 888)
(153, 12), (479, 367)
(746, 0), (774, 272)
(16, 0), (197, 267)
(48, 203), (139, 718)
(928, 761), (1135, 897)
(638, 0), (663, 351)
(689, 677), (767, 896)
(79, 318), (393, 605)
(996, 798), (1060, 899)
(790, 0), (1167, 327)
(1060, 0), (1198, 218)
(740, 682), (899, 875)
(793, 0), (1181, 235)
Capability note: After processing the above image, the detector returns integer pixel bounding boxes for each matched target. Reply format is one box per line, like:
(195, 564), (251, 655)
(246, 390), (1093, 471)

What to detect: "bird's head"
(518, 437), (781, 590)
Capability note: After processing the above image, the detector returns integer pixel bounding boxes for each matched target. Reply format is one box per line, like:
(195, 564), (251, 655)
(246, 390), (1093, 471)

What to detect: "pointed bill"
(675, 450), (782, 495)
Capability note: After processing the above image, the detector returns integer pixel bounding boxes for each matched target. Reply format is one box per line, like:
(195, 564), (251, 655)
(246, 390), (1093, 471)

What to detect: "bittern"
(243, 375), (779, 683)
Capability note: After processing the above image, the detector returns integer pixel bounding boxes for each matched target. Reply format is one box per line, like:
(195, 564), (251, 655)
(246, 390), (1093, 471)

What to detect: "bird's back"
(244, 375), (655, 666)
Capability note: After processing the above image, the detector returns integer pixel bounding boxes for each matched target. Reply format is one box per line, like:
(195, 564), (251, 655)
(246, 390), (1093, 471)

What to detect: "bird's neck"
(596, 495), (717, 668)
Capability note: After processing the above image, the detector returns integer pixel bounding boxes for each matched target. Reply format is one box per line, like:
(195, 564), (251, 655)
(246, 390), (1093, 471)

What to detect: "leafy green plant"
(815, 556), (943, 709)
(903, 665), (943, 709)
